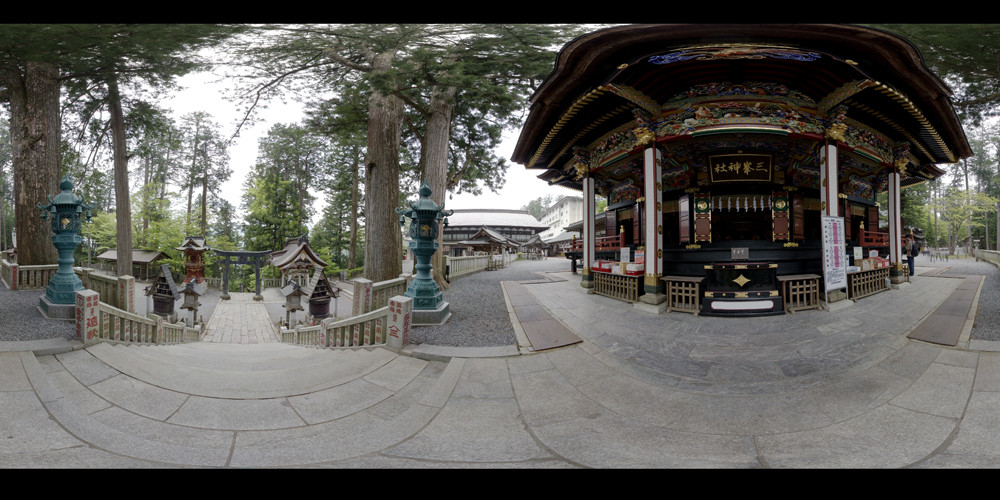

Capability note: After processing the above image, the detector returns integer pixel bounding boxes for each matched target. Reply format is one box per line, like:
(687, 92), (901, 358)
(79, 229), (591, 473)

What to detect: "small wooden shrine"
(270, 235), (328, 286)
(146, 264), (180, 322)
(301, 269), (340, 323)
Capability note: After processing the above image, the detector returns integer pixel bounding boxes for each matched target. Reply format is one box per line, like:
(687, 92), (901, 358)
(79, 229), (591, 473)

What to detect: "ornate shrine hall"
(513, 24), (971, 316)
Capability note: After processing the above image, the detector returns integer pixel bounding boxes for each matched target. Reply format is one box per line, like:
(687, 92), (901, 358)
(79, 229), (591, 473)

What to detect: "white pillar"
(888, 169), (903, 267)
(642, 146), (664, 302)
(581, 176), (596, 288)
(821, 144), (839, 217)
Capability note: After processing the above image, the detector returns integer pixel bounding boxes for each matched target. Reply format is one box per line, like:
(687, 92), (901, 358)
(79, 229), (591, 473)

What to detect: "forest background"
(2, 24), (1000, 289)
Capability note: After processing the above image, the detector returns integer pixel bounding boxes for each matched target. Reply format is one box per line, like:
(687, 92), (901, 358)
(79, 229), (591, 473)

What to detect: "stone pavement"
(2, 262), (1000, 468)
(201, 291), (281, 344)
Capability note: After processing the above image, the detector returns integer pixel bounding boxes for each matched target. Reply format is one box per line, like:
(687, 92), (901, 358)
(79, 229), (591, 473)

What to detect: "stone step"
(25, 344), (463, 467)
(87, 342), (401, 399)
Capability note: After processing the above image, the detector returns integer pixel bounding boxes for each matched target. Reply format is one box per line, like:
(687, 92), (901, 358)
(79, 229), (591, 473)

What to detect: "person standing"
(905, 232), (917, 276)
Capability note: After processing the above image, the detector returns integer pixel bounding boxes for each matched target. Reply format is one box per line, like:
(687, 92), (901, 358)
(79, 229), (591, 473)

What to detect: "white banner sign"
(822, 215), (847, 292)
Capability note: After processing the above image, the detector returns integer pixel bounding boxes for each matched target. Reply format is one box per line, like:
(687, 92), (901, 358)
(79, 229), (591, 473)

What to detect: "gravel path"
(3, 254), (998, 345)
(409, 257), (573, 347)
(0, 283), (78, 342)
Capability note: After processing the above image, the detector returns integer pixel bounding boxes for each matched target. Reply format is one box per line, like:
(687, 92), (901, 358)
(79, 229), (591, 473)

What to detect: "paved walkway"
(201, 293), (280, 344)
(2, 261), (1000, 468)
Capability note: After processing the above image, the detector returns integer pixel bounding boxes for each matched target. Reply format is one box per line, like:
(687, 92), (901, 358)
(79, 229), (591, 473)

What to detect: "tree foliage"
(241, 123), (327, 252)
(228, 24), (582, 281)
(1, 24), (243, 266)
(871, 24), (1000, 126)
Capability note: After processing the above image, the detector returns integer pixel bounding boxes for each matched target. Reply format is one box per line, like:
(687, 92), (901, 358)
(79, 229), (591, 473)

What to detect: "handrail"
(571, 233), (626, 252)
(859, 229), (888, 247)
(281, 295), (413, 350)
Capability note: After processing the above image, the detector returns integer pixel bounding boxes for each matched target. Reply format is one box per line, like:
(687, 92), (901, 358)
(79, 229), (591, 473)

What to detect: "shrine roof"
(513, 24), (972, 191)
(270, 235), (328, 269)
(445, 209), (548, 230)
(301, 269), (340, 298)
(544, 231), (579, 244)
(175, 236), (208, 252)
(96, 249), (169, 264)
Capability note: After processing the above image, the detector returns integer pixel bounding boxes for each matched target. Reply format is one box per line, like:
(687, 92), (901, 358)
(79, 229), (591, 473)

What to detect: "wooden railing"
(0, 261), (134, 313)
(593, 271), (641, 302)
(0, 260), (58, 290)
(859, 229), (888, 247)
(282, 306), (388, 347)
(0, 259), (13, 289)
(351, 275), (412, 316)
(75, 289), (200, 345)
(571, 233), (626, 252)
(371, 276), (409, 311)
(847, 267), (890, 300)
(74, 268), (136, 312)
(975, 249), (1000, 268)
(281, 295), (413, 350)
(447, 254), (491, 277)
(446, 253), (518, 278)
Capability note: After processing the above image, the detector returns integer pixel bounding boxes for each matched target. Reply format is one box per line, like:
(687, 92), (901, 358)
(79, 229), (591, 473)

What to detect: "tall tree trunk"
(348, 145), (360, 271)
(424, 84), (456, 289)
(201, 165), (208, 236)
(108, 78), (132, 276)
(362, 49), (403, 283)
(186, 121), (200, 230)
(140, 154), (151, 247)
(5, 62), (60, 266)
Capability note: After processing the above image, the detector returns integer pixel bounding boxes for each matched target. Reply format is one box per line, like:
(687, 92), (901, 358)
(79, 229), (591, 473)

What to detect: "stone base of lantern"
(411, 301), (451, 326)
(38, 295), (76, 321)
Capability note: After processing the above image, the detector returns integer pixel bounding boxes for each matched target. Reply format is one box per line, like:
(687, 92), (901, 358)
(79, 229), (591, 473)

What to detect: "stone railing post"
(10, 263), (18, 290)
(117, 275), (135, 313)
(352, 278), (373, 316)
(76, 289), (100, 345)
(386, 295), (413, 350)
(155, 316), (164, 344)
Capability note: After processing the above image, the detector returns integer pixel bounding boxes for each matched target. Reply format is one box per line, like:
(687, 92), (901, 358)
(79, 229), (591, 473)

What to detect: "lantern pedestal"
(38, 295), (76, 320)
(411, 301), (451, 326)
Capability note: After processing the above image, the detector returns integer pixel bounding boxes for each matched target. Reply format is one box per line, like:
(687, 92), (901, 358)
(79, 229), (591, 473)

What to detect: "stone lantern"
(395, 182), (452, 325)
(179, 280), (205, 327)
(280, 280), (306, 328)
(37, 175), (92, 319)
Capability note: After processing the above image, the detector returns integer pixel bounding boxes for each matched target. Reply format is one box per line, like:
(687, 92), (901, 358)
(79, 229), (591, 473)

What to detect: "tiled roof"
(96, 249), (169, 264)
(446, 209), (548, 230)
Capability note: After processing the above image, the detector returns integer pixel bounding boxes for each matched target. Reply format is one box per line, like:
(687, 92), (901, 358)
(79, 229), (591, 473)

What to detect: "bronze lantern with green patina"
(396, 182), (452, 316)
(37, 175), (92, 308)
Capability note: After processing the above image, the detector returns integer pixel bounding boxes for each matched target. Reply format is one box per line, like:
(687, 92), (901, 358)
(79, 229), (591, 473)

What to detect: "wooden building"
(95, 249), (170, 281)
(512, 24), (971, 316)
(270, 235), (328, 286)
(442, 209), (549, 257)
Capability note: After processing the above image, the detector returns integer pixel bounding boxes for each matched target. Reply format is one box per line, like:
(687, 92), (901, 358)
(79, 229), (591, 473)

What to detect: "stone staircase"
(21, 342), (459, 467)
